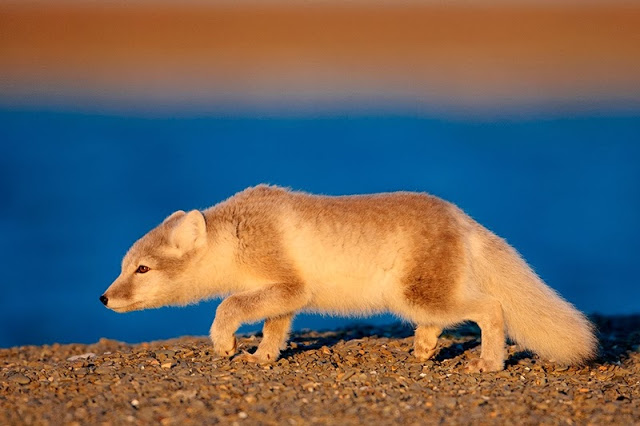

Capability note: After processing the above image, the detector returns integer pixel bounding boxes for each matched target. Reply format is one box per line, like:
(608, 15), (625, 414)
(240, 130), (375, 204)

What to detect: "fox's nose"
(99, 295), (108, 306)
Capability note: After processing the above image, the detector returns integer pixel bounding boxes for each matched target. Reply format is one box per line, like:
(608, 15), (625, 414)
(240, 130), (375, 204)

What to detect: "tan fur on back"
(102, 184), (597, 371)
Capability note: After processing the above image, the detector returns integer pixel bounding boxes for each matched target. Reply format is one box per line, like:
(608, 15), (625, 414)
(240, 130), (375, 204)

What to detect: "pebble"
(9, 374), (31, 385)
(67, 353), (96, 362)
(155, 350), (176, 360)
(93, 366), (112, 375)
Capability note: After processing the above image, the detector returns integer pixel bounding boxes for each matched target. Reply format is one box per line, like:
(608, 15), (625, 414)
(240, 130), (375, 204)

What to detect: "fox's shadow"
(241, 321), (485, 365)
(240, 314), (640, 368)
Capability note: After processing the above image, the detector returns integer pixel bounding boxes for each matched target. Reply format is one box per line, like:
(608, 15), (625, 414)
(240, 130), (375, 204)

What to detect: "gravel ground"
(1, 315), (638, 425)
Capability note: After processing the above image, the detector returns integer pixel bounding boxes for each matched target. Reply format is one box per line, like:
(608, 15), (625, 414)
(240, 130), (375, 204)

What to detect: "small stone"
(339, 370), (356, 381)
(155, 350), (176, 360)
(9, 374), (31, 385)
(172, 390), (197, 400)
(74, 367), (88, 376)
(446, 397), (459, 409)
(67, 352), (96, 362)
(130, 399), (140, 408)
(238, 411), (248, 419)
(94, 366), (112, 375)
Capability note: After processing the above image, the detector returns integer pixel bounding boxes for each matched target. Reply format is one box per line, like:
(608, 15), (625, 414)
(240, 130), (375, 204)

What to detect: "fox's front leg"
(209, 282), (308, 359)
(414, 325), (442, 361)
(237, 313), (293, 363)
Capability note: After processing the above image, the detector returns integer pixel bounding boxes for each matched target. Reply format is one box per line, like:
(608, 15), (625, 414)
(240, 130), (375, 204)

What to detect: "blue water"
(1, 109), (639, 348)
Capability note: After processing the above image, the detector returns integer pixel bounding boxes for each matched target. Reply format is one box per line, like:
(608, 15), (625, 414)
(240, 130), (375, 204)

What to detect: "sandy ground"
(1, 315), (638, 425)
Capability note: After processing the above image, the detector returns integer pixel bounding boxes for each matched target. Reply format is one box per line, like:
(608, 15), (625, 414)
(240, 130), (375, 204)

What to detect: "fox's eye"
(136, 265), (150, 274)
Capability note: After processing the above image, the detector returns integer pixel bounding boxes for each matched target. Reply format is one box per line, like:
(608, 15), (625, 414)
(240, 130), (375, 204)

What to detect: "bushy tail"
(473, 229), (597, 364)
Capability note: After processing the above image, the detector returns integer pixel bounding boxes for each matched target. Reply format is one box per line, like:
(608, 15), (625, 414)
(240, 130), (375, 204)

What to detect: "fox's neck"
(189, 220), (248, 301)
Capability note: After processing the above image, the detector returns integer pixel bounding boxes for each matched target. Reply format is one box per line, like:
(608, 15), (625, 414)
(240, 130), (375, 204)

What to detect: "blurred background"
(1, 0), (639, 348)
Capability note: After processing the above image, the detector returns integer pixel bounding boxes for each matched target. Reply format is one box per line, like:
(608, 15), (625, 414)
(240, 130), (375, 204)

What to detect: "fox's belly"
(294, 248), (407, 315)
(303, 275), (391, 315)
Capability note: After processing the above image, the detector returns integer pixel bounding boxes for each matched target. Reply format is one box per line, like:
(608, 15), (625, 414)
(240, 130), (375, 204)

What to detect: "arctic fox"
(101, 185), (596, 372)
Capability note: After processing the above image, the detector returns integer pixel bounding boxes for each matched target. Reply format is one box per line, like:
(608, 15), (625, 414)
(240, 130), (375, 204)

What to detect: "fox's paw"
(464, 358), (503, 373)
(235, 350), (277, 364)
(212, 335), (237, 357)
(414, 345), (438, 361)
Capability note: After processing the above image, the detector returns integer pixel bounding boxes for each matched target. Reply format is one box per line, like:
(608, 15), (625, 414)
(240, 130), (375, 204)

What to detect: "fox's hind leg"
(210, 282), (309, 359)
(236, 313), (293, 363)
(405, 296), (505, 372)
(414, 325), (442, 361)
(458, 296), (505, 373)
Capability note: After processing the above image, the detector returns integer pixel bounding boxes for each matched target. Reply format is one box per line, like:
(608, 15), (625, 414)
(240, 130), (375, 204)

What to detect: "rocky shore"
(1, 315), (638, 425)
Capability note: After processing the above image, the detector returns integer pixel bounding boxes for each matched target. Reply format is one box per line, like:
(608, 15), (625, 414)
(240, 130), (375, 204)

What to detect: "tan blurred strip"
(1, 3), (639, 112)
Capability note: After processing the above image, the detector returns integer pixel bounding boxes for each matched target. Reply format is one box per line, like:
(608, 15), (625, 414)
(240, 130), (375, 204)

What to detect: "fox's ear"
(167, 210), (207, 252)
(163, 210), (186, 224)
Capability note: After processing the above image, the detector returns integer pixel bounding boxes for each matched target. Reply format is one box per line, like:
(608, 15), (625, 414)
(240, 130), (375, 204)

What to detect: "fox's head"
(100, 210), (209, 312)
